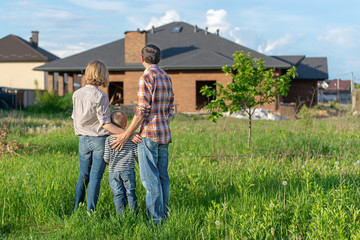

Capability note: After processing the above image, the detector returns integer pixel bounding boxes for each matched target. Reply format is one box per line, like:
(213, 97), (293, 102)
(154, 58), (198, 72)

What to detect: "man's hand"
(110, 132), (142, 151)
(110, 133), (129, 152)
(130, 132), (142, 144)
(111, 115), (144, 151)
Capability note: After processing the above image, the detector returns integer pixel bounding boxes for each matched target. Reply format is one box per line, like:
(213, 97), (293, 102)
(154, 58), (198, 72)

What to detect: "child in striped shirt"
(104, 110), (138, 217)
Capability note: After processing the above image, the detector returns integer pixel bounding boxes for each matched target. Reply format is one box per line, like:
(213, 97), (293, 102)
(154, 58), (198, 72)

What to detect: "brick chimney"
(30, 31), (39, 48)
(124, 30), (146, 63)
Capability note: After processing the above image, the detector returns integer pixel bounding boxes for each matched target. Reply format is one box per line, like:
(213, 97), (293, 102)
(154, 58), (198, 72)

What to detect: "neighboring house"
(0, 31), (59, 108)
(318, 79), (352, 104)
(272, 56), (328, 107)
(35, 22), (328, 115)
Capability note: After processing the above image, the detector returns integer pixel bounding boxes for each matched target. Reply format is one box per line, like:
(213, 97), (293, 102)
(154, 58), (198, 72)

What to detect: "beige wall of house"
(0, 62), (45, 90)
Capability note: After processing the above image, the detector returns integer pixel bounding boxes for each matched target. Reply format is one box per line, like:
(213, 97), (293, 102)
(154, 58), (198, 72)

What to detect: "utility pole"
(351, 72), (355, 110)
(337, 78), (339, 103)
(351, 72), (354, 93)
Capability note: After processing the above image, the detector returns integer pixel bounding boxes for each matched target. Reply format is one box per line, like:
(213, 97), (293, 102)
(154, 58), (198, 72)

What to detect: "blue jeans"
(74, 136), (107, 212)
(138, 137), (170, 222)
(109, 169), (137, 216)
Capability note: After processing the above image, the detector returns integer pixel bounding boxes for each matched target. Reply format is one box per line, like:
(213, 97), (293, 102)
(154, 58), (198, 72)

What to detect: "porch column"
(58, 74), (65, 96)
(68, 74), (74, 93)
(47, 73), (54, 93)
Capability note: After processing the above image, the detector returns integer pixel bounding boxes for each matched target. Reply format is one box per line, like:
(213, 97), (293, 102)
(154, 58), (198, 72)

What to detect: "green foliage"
(200, 51), (297, 122)
(200, 51), (297, 149)
(27, 89), (73, 114)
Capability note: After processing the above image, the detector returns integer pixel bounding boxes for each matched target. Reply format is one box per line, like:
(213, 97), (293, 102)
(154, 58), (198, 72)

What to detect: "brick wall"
(282, 79), (317, 107)
(168, 70), (231, 112)
(100, 69), (320, 114)
(124, 32), (146, 63)
(106, 70), (232, 113)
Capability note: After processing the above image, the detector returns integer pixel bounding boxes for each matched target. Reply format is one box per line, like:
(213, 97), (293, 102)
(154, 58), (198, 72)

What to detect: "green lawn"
(1, 110), (360, 239)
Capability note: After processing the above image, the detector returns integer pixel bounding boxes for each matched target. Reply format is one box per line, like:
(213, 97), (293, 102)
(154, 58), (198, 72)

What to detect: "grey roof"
(0, 34), (59, 62)
(273, 56), (328, 79)
(34, 39), (127, 72)
(35, 21), (291, 72)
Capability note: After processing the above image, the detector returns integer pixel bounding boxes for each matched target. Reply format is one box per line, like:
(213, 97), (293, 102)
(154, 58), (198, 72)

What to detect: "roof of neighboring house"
(326, 79), (351, 91)
(0, 34), (59, 62)
(272, 56), (328, 79)
(35, 21), (292, 72)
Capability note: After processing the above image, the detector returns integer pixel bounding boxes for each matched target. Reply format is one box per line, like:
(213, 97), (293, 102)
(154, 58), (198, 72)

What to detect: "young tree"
(200, 51), (297, 149)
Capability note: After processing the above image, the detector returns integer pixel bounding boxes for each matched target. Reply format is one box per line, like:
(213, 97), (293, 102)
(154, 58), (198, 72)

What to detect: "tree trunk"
(248, 114), (252, 150)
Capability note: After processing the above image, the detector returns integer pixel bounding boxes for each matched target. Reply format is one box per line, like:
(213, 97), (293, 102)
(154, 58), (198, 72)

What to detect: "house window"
(171, 27), (183, 32)
(109, 82), (124, 106)
(196, 80), (216, 110)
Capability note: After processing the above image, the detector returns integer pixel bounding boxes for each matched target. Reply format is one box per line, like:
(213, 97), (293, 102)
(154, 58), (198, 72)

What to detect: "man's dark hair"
(141, 44), (161, 64)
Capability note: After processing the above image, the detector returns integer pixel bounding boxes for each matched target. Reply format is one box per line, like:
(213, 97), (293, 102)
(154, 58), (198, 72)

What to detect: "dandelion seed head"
(215, 220), (220, 226)
(270, 203), (275, 208)
(11, 176), (15, 180)
(301, 165), (305, 169)
(282, 181), (287, 186)
(335, 161), (339, 165)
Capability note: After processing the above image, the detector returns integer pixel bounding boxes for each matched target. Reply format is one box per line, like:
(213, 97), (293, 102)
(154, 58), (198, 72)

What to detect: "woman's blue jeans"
(74, 136), (107, 212)
(138, 137), (170, 223)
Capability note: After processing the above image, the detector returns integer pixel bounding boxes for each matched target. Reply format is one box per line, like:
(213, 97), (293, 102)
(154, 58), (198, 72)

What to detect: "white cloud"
(34, 9), (80, 20)
(229, 27), (263, 50)
(48, 42), (95, 58)
(144, 10), (181, 30)
(257, 34), (296, 54)
(318, 26), (360, 47)
(205, 9), (230, 33)
(68, 0), (128, 13)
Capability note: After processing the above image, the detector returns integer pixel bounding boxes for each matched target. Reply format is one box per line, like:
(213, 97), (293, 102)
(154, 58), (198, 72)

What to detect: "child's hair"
(84, 60), (109, 87)
(110, 110), (127, 129)
(141, 44), (161, 64)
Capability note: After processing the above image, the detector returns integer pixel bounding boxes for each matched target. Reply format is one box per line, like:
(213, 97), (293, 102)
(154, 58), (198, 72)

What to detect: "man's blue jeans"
(109, 170), (138, 216)
(74, 136), (107, 212)
(138, 137), (170, 223)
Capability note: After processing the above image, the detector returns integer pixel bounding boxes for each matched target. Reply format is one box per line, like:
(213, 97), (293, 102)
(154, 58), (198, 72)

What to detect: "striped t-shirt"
(104, 135), (138, 173)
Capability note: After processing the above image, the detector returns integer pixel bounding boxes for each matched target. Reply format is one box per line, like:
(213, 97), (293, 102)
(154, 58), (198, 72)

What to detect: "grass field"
(1, 110), (360, 239)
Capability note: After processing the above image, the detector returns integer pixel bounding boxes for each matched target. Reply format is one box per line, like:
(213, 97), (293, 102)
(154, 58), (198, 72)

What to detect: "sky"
(1, 0), (359, 81)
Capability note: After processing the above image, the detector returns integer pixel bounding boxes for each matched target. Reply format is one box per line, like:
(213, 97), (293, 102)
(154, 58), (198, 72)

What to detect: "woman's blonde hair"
(84, 60), (109, 87)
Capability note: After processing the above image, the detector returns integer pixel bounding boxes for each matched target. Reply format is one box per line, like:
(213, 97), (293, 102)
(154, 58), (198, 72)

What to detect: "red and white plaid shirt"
(135, 64), (174, 144)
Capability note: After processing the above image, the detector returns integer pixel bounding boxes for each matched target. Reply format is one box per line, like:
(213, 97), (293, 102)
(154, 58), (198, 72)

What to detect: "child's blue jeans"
(109, 169), (137, 216)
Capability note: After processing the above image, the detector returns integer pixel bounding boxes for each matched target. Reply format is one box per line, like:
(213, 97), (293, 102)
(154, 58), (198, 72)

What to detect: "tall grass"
(1, 110), (360, 239)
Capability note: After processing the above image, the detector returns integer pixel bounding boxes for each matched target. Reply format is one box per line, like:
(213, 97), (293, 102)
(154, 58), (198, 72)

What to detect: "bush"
(27, 90), (73, 114)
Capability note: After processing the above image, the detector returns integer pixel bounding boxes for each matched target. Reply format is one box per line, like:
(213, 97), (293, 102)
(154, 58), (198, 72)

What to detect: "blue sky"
(1, 0), (359, 81)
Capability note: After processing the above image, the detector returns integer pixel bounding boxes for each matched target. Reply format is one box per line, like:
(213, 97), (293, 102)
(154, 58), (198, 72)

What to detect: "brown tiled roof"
(326, 80), (351, 91)
(0, 34), (59, 62)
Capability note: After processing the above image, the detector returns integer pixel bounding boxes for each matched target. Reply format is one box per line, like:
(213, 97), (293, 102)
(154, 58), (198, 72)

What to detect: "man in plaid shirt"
(111, 44), (174, 223)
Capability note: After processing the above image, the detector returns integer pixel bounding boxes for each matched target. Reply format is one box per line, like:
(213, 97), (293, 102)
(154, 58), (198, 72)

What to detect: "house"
(272, 56), (328, 107)
(35, 22), (328, 115)
(318, 79), (352, 104)
(0, 31), (59, 108)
